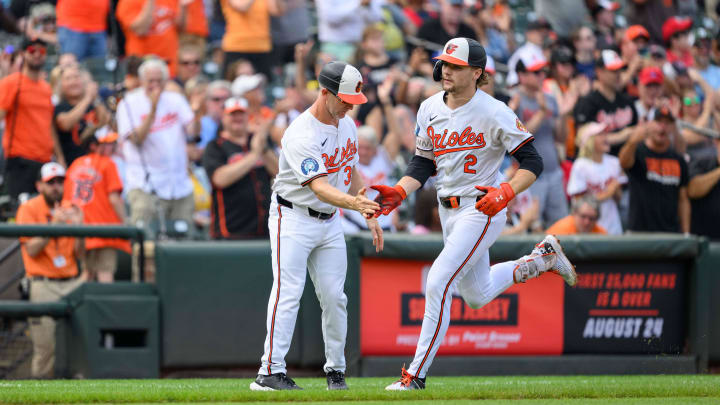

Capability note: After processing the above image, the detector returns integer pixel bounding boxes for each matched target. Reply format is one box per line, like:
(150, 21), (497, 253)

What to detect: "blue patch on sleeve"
(414, 124), (420, 137)
(301, 158), (320, 175)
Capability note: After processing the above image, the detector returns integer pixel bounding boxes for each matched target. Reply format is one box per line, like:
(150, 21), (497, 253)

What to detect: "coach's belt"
(30, 274), (79, 282)
(276, 195), (335, 220)
(439, 196), (482, 209)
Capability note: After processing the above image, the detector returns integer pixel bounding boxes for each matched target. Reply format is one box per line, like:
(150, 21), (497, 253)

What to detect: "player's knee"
(424, 276), (448, 299)
(323, 289), (347, 307)
(463, 292), (491, 309)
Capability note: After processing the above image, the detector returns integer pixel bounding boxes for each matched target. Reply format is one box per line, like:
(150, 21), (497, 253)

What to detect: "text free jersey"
(273, 110), (359, 213)
(415, 90), (534, 197)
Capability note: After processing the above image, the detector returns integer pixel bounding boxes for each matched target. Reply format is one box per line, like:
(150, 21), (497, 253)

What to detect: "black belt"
(439, 195), (482, 209)
(30, 275), (79, 282)
(276, 195), (335, 220)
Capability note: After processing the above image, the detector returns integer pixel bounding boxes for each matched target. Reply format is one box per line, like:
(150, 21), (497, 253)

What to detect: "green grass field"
(0, 375), (718, 404)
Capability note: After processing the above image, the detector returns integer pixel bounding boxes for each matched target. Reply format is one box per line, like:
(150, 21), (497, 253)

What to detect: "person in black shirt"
(53, 64), (109, 167)
(574, 49), (638, 156)
(619, 107), (690, 233)
(415, 0), (476, 60)
(53, 64), (110, 167)
(688, 137), (720, 240)
(202, 97), (278, 239)
(356, 24), (400, 128)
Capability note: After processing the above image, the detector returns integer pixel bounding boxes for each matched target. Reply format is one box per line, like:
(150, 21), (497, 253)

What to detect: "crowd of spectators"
(3, 0), (720, 379)
(0, 0), (719, 256)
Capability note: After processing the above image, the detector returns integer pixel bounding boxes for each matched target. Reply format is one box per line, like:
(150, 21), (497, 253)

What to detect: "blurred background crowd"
(1, 0), (720, 252)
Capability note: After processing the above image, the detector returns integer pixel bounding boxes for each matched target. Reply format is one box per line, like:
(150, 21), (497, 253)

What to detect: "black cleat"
(249, 373), (302, 391)
(326, 369), (348, 390)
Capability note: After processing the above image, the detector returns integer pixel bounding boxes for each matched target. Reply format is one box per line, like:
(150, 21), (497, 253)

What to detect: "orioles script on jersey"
(323, 138), (357, 173)
(427, 125), (486, 156)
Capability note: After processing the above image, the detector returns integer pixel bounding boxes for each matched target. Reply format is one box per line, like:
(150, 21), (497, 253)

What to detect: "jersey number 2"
(464, 155), (477, 174)
(343, 166), (352, 185)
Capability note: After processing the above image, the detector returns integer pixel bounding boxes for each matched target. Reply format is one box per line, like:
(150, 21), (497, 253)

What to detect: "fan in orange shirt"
(116, 0), (193, 76)
(64, 129), (130, 282)
(546, 195), (607, 235)
(16, 162), (85, 378)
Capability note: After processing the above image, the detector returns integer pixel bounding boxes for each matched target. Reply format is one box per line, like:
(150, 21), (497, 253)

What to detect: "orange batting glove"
(370, 185), (407, 217)
(474, 183), (515, 217)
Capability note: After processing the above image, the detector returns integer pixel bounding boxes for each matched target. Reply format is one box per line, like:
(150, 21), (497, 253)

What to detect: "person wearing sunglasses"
(546, 194), (606, 235)
(197, 80), (232, 149)
(0, 38), (54, 203)
(174, 44), (203, 89)
(691, 27), (720, 91)
(679, 85), (718, 161)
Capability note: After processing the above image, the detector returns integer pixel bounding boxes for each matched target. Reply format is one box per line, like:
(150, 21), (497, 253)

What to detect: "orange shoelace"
(399, 366), (416, 387)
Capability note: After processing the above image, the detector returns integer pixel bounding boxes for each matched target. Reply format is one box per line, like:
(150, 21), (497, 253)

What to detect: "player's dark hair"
(476, 71), (489, 87)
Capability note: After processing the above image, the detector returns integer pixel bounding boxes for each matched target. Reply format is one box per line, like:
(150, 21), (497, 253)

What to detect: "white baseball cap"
(231, 74), (264, 97)
(577, 122), (608, 149)
(224, 97), (249, 113)
(41, 162), (66, 182)
(516, 46), (548, 72)
(433, 37), (487, 68)
(596, 49), (625, 71)
(318, 61), (368, 105)
(485, 54), (496, 75)
(94, 126), (118, 143)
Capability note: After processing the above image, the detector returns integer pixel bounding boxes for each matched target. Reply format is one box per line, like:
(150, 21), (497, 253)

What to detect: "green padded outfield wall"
(707, 243), (720, 363)
(154, 235), (712, 372)
(61, 283), (159, 378)
(155, 241), (362, 370)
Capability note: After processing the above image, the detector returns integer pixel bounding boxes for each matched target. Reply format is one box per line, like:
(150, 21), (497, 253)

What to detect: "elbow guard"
(405, 155), (437, 186)
(512, 141), (544, 178)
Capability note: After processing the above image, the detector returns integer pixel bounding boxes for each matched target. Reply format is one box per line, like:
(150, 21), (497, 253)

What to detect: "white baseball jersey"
(404, 89), (535, 380)
(566, 155), (628, 235)
(342, 146), (396, 231)
(415, 89), (533, 197)
(273, 110), (359, 213)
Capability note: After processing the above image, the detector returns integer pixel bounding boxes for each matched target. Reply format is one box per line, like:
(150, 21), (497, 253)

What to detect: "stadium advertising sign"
(360, 258), (564, 355)
(563, 262), (685, 354)
(361, 259), (685, 355)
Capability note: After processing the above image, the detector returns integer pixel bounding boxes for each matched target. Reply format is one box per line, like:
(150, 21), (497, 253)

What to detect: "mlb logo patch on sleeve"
(301, 158), (320, 175)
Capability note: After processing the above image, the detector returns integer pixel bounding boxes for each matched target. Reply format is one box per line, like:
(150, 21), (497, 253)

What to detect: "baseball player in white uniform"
(371, 38), (578, 390)
(250, 62), (383, 391)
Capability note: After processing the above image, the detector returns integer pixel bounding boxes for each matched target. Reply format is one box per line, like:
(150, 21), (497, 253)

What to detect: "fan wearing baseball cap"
(619, 106), (690, 234)
(16, 162), (85, 378)
(514, 46), (570, 227)
(250, 61), (382, 391)
(691, 27), (720, 90)
(574, 49), (639, 155)
(663, 16), (694, 67)
(479, 55), (510, 105)
(0, 38), (54, 202)
(64, 128), (130, 283)
(635, 67), (664, 121)
(201, 97), (278, 240)
(591, 0), (620, 50)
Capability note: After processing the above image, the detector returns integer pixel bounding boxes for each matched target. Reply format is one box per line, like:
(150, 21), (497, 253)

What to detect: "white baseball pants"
(258, 201), (348, 375)
(407, 200), (517, 378)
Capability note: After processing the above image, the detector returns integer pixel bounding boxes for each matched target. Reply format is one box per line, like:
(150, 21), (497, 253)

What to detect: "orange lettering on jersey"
(323, 138), (357, 173)
(428, 125), (485, 156)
